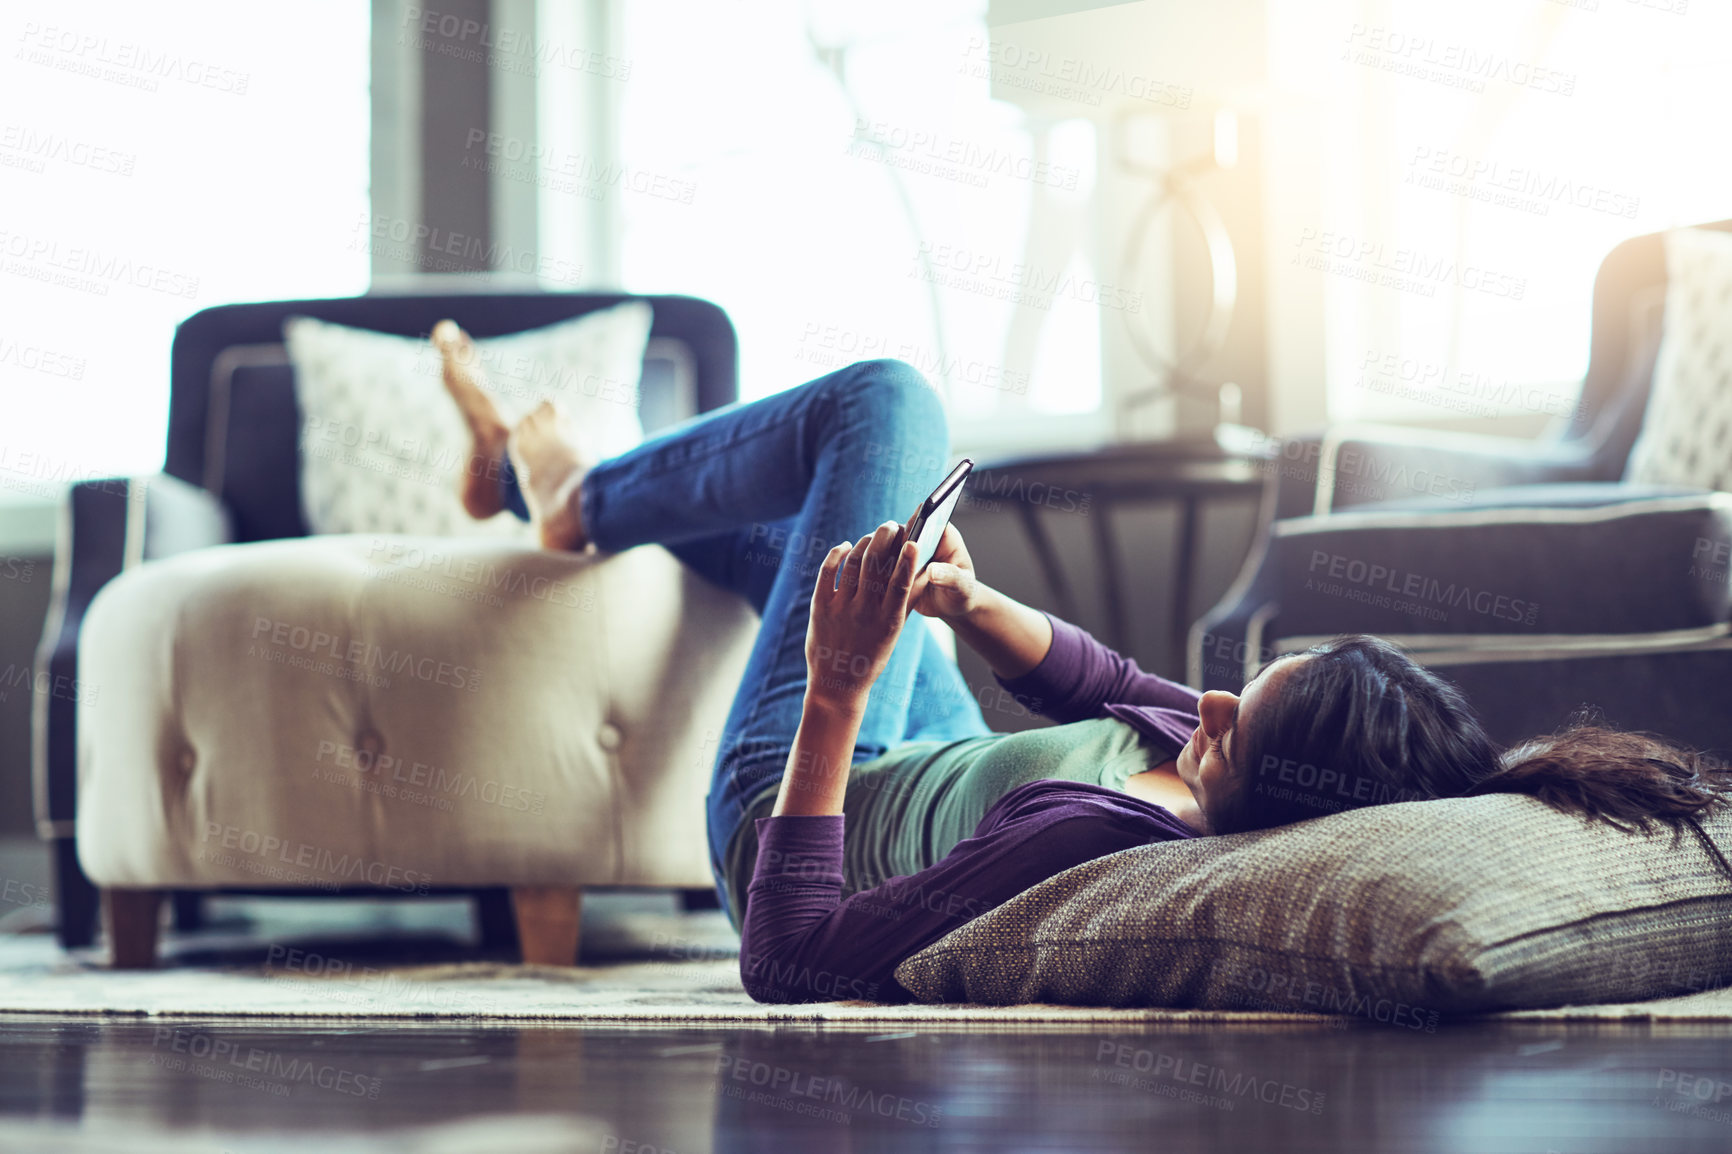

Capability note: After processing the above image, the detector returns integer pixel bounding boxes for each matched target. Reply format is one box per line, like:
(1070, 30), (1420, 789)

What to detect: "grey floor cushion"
(894, 794), (1732, 1014)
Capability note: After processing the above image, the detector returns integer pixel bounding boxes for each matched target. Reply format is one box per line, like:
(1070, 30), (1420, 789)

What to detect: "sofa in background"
(1195, 220), (1732, 758)
(34, 290), (758, 967)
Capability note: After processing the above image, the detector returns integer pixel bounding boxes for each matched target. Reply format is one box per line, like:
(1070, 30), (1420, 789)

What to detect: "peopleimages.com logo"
(199, 823), (432, 894)
(1254, 754), (1426, 814)
(247, 616), (482, 692)
(1306, 550), (1540, 626)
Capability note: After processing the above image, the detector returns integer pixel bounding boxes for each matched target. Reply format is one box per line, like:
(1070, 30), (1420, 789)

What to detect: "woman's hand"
(908, 522), (981, 621)
(804, 519), (919, 713)
(909, 520), (1055, 681)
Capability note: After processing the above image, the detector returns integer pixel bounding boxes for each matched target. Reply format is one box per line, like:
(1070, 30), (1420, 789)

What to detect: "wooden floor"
(3, 1014), (1731, 1152)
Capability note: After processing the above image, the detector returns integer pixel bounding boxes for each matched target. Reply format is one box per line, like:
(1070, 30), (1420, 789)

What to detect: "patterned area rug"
(0, 935), (1324, 1025)
(3, 896), (1729, 1024)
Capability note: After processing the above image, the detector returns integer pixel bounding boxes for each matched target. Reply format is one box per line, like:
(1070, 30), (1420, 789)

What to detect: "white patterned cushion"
(286, 303), (652, 537)
(1625, 228), (1732, 491)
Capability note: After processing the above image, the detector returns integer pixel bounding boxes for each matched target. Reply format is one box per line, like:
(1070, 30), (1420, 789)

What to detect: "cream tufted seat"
(75, 533), (756, 966)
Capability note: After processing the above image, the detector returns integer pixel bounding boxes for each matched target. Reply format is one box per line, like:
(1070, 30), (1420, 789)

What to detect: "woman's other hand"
(909, 523), (980, 621)
(804, 520), (919, 712)
(915, 521), (1055, 682)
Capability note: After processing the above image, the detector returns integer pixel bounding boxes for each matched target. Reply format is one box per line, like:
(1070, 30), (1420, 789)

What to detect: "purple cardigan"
(740, 615), (1203, 1003)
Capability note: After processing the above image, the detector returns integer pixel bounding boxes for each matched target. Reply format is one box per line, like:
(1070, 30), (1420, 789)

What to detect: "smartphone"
(905, 458), (974, 571)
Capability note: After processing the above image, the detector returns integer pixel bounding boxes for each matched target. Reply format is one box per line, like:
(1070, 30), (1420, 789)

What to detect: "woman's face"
(1176, 655), (1305, 832)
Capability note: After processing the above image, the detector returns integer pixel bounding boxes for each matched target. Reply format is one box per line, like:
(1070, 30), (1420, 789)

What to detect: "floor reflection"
(2, 1015), (1730, 1153)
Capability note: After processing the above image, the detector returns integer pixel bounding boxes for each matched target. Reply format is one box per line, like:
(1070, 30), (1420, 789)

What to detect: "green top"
(839, 717), (1159, 894)
(724, 717), (1158, 927)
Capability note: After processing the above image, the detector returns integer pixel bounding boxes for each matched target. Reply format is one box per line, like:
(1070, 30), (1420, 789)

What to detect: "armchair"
(1194, 220), (1732, 756)
(33, 290), (758, 965)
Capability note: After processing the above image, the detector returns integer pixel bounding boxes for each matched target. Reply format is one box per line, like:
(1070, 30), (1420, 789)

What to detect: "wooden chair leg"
(105, 889), (164, 969)
(511, 887), (582, 966)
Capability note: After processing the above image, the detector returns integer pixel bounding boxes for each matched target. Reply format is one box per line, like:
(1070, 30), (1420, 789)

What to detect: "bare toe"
(432, 320), (510, 520)
(509, 402), (591, 552)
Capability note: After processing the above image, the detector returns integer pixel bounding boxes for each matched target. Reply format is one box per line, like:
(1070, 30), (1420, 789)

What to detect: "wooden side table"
(965, 437), (1271, 679)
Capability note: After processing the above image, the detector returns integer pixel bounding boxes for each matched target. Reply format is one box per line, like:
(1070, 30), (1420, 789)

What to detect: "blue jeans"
(500, 359), (991, 906)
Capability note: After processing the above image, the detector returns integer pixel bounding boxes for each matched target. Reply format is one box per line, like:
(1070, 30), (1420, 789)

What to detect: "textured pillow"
(1625, 228), (1732, 490)
(286, 303), (651, 538)
(894, 794), (1732, 1015)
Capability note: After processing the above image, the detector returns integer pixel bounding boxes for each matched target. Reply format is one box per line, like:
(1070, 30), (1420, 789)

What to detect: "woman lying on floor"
(431, 326), (1729, 1005)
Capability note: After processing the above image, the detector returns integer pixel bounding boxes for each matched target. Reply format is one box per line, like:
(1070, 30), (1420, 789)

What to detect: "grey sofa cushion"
(893, 795), (1732, 1014)
(1269, 493), (1732, 643)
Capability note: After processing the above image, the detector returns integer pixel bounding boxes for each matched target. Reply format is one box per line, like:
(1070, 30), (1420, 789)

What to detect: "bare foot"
(431, 320), (510, 520)
(507, 400), (591, 551)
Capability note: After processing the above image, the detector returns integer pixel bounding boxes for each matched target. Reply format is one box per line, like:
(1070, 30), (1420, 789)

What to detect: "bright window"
(1310, 0), (1732, 425)
(614, 0), (1104, 435)
(0, 0), (369, 494)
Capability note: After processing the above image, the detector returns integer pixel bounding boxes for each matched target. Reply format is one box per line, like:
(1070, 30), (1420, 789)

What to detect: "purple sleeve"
(997, 613), (1203, 723)
(738, 782), (1192, 1004)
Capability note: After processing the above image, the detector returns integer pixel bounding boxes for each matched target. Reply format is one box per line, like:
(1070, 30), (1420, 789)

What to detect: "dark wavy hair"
(1208, 635), (1732, 836)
